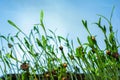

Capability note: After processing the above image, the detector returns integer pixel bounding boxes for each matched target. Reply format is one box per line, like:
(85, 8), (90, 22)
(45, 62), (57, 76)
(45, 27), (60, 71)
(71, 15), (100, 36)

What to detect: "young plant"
(0, 7), (120, 80)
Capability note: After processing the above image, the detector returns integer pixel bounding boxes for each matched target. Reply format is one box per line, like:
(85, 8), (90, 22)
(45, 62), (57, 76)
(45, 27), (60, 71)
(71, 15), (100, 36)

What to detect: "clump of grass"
(0, 7), (120, 80)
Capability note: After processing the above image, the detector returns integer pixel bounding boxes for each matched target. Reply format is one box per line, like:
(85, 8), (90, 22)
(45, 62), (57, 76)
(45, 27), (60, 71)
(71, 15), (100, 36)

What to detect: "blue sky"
(0, 0), (120, 57)
(0, 0), (120, 74)
(0, 0), (120, 49)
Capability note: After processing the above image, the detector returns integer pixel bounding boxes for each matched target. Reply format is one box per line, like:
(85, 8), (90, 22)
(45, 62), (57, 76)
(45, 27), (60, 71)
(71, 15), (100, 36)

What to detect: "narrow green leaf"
(33, 26), (39, 33)
(0, 35), (7, 41)
(82, 20), (87, 28)
(17, 43), (25, 53)
(103, 25), (106, 33)
(98, 17), (101, 25)
(10, 37), (14, 42)
(97, 14), (111, 25)
(58, 36), (66, 43)
(40, 20), (46, 35)
(87, 36), (94, 47)
(8, 20), (21, 32)
(24, 38), (30, 49)
(77, 37), (82, 45)
(40, 10), (44, 21)
(42, 35), (47, 48)
(82, 20), (91, 35)
(104, 39), (112, 50)
(109, 32), (114, 44)
(3, 57), (11, 68)
(95, 18), (106, 34)
(109, 25), (113, 32)
(36, 38), (43, 48)
(110, 6), (115, 23)
(49, 29), (56, 36)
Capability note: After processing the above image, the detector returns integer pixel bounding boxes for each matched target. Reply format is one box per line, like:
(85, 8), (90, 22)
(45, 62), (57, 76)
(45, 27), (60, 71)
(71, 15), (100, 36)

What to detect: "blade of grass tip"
(0, 35), (7, 41)
(10, 36), (14, 42)
(8, 20), (22, 32)
(94, 18), (106, 34)
(8, 20), (29, 39)
(24, 38), (30, 49)
(58, 36), (66, 42)
(82, 20), (91, 36)
(110, 6), (115, 23)
(40, 10), (44, 21)
(96, 14), (110, 25)
(40, 10), (47, 35)
(36, 38), (43, 48)
(77, 37), (82, 45)
(48, 29), (56, 37)
(97, 14), (113, 32)
(103, 25), (106, 33)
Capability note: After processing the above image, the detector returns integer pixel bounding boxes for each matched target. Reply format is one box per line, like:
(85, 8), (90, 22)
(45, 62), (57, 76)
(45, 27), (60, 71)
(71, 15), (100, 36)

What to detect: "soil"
(0, 72), (85, 80)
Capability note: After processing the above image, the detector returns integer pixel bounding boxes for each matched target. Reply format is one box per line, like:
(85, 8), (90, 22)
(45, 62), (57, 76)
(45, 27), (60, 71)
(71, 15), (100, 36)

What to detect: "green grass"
(0, 8), (120, 80)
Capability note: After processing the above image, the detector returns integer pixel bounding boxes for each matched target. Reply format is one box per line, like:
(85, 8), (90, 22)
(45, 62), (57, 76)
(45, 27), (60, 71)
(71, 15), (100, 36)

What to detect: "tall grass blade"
(8, 20), (22, 32)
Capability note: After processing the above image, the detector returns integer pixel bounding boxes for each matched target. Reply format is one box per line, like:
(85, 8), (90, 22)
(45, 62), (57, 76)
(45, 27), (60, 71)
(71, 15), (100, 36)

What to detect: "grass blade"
(8, 20), (22, 32)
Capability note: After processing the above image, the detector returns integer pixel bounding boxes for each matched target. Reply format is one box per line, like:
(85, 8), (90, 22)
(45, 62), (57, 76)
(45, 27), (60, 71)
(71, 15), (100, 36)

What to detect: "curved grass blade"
(110, 6), (115, 23)
(40, 10), (47, 36)
(82, 20), (91, 36)
(8, 20), (22, 32)
(0, 35), (7, 41)
(40, 10), (44, 21)
(8, 20), (29, 39)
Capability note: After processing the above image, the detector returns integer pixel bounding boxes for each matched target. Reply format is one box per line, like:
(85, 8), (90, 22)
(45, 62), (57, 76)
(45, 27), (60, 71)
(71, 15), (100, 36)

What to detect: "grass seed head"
(62, 63), (67, 68)
(20, 62), (29, 71)
(62, 77), (68, 80)
(91, 36), (95, 41)
(112, 52), (119, 59)
(51, 70), (57, 75)
(106, 50), (111, 55)
(8, 43), (13, 48)
(59, 46), (63, 51)
(45, 73), (50, 78)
